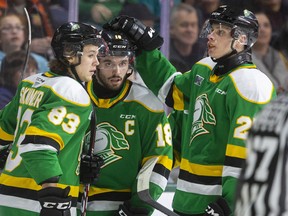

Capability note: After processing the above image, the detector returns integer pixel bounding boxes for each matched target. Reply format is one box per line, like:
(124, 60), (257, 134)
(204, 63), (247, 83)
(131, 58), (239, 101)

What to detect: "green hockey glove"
(38, 186), (72, 216)
(103, 15), (163, 51)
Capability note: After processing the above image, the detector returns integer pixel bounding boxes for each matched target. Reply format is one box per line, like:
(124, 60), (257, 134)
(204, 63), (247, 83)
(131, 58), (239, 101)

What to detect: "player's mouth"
(109, 77), (122, 83)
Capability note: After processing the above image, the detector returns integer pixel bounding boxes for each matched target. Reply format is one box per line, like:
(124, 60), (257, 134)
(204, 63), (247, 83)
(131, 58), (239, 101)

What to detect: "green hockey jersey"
(0, 72), (92, 216)
(78, 80), (173, 216)
(135, 50), (277, 215)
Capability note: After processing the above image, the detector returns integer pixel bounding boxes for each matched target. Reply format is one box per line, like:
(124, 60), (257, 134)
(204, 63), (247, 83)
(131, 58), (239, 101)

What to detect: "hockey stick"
(137, 157), (179, 216)
(80, 108), (97, 216)
(22, 7), (32, 81)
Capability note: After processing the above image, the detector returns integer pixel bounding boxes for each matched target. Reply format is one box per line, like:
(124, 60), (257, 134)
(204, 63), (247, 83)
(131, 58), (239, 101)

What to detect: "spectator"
(0, 12), (49, 73)
(0, 50), (38, 109)
(169, 3), (206, 72)
(271, 21), (288, 69)
(0, 0), (55, 60)
(254, 0), (288, 45)
(252, 11), (288, 94)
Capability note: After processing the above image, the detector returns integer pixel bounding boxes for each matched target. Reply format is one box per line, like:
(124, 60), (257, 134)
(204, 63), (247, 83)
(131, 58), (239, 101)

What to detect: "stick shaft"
(80, 108), (96, 216)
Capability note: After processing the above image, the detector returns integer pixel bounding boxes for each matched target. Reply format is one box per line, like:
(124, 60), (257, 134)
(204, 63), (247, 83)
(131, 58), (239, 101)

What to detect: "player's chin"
(110, 83), (122, 91)
(83, 75), (93, 82)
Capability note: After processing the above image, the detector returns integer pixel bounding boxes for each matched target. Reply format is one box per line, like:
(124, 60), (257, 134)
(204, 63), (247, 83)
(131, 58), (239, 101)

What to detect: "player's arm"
(131, 112), (173, 214)
(20, 102), (90, 215)
(115, 110), (173, 215)
(0, 93), (21, 169)
(220, 82), (275, 213)
(103, 16), (193, 108)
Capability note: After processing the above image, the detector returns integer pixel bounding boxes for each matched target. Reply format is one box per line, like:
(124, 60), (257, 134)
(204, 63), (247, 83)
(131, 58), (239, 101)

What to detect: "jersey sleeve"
(130, 108), (173, 213)
(20, 98), (91, 184)
(136, 50), (199, 111)
(221, 70), (276, 207)
(0, 90), (21, 144)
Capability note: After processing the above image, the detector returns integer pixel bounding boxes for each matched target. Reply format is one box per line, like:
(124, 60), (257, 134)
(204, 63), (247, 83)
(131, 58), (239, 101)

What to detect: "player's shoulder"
(25, 73), (90, 106)
(195, 57), (216, 70)
(126, 82), (164, 112)
(229, 67), (274, 103)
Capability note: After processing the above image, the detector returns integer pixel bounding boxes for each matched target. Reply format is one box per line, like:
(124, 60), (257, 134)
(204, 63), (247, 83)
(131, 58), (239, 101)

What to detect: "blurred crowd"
(0, 0), (288, 105)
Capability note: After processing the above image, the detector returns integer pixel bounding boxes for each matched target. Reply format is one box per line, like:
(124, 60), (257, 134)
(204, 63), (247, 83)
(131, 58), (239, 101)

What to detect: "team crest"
(84, 122), (129, 167)
(190, 94), (216, 144)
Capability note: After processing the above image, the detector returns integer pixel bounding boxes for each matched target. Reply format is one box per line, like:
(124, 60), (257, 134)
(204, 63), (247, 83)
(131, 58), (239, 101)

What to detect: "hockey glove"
(115, 201), (149, 216)
(0, 144), (10, 170)
(103, 15), (163, 51)
(80, 154), (104, 184)
(38, 186), (72, 216)
(204, 197), (231, 216)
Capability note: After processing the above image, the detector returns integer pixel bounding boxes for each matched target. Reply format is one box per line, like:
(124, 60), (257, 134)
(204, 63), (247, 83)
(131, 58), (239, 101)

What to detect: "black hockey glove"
(204, 197), (231, 216)
(80, 154), (104, 184)
(103, 15), (163, 51)
(38, 186), (72, 216)
(115, 201), (149, 216)
(0, 144), (10, 170)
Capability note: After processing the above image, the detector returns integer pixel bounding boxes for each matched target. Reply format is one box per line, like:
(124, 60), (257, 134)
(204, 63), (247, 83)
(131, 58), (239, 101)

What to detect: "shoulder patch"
(26, 74), (90, 106)
(229, 68), (274, 103)
(126, 83), (164, 112)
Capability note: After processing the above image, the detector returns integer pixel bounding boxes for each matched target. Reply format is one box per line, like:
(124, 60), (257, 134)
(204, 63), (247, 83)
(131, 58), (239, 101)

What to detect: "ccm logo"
(118, 209), (128, 216)
(42, 201), (71, 210)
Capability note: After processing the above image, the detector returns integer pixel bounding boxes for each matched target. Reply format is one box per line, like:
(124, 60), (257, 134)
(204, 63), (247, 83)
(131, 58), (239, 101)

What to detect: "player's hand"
(38, 186), (72, 216)
(80, 154), (104, 184)
(204, 197), (231, 216)
(103, 15), (163, 51)
(115, 201), (149, 216)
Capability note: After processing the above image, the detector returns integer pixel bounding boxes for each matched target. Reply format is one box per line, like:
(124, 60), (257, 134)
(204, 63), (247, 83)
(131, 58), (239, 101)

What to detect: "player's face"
(96, 56), (130, 91)
(74, 44), (100, 82)
(207, 23), (234, 59)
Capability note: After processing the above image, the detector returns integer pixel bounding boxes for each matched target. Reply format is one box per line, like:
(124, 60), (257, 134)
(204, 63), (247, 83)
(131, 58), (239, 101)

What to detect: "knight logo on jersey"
(84, 122), (129, 167)
(190, 94), (216, 144)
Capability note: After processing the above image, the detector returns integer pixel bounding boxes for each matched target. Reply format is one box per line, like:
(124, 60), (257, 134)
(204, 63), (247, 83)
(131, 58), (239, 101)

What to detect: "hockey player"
(0, 22), (106, 216)
(103, 5), (277, 215)
(235, 95), (288, 215)
(78, 30), (173, 216)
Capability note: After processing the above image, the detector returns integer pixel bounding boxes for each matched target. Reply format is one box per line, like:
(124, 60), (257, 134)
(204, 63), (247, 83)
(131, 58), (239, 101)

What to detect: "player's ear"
(66, 56), (75, 65)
